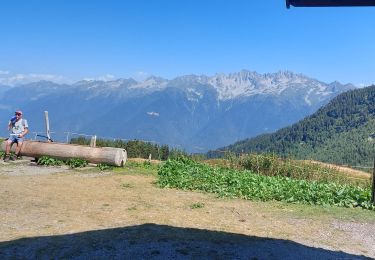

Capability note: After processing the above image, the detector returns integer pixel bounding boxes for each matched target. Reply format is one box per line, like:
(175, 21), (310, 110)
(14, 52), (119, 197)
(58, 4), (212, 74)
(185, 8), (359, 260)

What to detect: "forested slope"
(210, 85), (375, 167)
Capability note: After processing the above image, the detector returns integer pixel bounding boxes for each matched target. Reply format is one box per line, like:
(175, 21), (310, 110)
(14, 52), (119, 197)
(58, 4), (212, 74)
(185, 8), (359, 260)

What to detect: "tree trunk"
(1, 140), (127, 166)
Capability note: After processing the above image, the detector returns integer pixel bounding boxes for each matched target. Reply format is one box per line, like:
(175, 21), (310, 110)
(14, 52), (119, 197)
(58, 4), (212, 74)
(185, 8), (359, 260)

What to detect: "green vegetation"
(35, 155), (161, 174)
(219, 152), (369, 187)
(0, 151), (17, 159)
(37, 156), (64, 166)
(115, 160), (159, 175)
(36, 156), (87, 168)
(158, 157), (374, 210)
(143, 160), (152, 168)
(70, 137), (170, 160)
(65, 158), (88, 168)
(70, 137), (189, 161)
(97, 163), (113, 171)
(190, 202), (205, 209)
(125, 160), (160, 170)
(209, 85), (375, 168)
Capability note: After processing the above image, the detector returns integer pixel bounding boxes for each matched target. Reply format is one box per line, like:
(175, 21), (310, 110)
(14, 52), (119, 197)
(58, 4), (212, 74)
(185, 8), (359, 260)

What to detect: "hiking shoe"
(3, 155), (10, 162)
(9, 155), (15, 161)
(16, 155), (23, 160)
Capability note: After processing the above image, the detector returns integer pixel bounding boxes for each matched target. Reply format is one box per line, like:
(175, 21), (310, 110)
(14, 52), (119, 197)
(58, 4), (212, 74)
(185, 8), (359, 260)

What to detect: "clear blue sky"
(0, 0), (374, 85)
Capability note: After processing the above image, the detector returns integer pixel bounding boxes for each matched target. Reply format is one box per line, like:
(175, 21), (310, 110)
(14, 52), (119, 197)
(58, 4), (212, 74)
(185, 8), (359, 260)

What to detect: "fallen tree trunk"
(0, 140), (127, 166)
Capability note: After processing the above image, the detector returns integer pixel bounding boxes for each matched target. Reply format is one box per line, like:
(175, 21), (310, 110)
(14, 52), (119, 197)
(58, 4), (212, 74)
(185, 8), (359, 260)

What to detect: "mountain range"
(0, 70), (355, 152)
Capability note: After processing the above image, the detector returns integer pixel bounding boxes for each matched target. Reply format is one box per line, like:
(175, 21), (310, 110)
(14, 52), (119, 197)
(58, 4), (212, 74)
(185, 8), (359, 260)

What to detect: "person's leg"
(5, 140), (11, 155)
(4, 139), (12, 161)
(15, 141), (23, 159)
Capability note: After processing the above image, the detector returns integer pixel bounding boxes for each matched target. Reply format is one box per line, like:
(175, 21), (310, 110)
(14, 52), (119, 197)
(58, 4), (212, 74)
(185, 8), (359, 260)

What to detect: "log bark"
(1, 140), (127, 166)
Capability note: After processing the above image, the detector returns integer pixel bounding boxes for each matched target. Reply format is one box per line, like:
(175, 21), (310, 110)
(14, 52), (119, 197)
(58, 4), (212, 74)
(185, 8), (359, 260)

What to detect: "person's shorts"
(7, 135), (24, 144)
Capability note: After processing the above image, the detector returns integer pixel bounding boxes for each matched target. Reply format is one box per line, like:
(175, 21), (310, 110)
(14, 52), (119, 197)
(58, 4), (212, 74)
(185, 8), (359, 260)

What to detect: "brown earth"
(0, 161), (374, 259)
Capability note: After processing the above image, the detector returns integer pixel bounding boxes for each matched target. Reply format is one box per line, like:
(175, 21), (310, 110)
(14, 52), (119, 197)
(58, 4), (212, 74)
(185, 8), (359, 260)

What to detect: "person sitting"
(4, 110), (29, 162)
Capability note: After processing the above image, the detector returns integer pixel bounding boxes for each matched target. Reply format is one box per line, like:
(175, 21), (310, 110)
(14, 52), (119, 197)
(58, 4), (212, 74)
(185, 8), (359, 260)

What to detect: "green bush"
(37, 156), (64, 166)
(0, 151), (15, 158)
(65, 158), (88, 168)
(97, 163), (113, 171)
(35, 156), (88, 168)
(143, 160), (152, 168)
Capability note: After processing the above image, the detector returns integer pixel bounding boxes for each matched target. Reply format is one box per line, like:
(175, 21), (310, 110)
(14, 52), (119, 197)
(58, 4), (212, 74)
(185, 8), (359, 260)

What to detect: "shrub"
(37, 156), (64, 166)
(65, 158), (88, 168)
(97, 163), (113, 171)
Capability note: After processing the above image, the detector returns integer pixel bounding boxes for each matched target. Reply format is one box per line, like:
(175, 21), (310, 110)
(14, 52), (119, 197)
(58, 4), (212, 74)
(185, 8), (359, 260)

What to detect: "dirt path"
(0, 162), (374, 259)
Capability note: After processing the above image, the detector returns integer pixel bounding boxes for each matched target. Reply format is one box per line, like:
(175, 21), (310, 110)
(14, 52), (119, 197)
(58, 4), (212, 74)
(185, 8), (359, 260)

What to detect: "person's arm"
(19, 127), (29, 138)
(7, 121), (11, 131)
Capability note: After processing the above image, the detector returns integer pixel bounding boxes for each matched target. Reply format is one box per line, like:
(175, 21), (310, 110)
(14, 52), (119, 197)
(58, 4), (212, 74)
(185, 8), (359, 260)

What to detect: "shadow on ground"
(0, 223), (369, 259)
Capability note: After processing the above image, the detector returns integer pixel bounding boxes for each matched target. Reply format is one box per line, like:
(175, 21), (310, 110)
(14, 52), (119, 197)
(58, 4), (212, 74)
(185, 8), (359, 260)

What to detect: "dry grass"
(304, 160), (371, 180)
(205, 157), (371, 185)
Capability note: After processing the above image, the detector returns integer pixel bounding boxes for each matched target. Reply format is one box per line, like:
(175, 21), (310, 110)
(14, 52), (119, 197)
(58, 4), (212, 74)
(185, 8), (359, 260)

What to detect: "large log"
(0, 140), (127, 166)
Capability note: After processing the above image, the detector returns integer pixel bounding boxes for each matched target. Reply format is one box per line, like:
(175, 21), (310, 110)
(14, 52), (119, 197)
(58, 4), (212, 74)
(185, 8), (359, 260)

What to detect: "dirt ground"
(0, 160), (374, 259)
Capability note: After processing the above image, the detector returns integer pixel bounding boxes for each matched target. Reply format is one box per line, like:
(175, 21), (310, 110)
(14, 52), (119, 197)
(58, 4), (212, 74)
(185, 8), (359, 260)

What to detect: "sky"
(0, 0), (374, 86)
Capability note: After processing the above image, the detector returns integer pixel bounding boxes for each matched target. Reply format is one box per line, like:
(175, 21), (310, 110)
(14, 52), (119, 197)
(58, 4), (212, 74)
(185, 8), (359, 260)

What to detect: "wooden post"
(372, 158), (375, 205)
(44, 111), (51, 142)
(65, 132), (70, 144)
(90, 135), (97, 148)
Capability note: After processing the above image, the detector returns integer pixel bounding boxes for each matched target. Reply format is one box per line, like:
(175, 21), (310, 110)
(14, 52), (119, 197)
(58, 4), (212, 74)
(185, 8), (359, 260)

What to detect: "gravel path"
(0, 160), (70, 176)
(1, 224), (370, 259)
